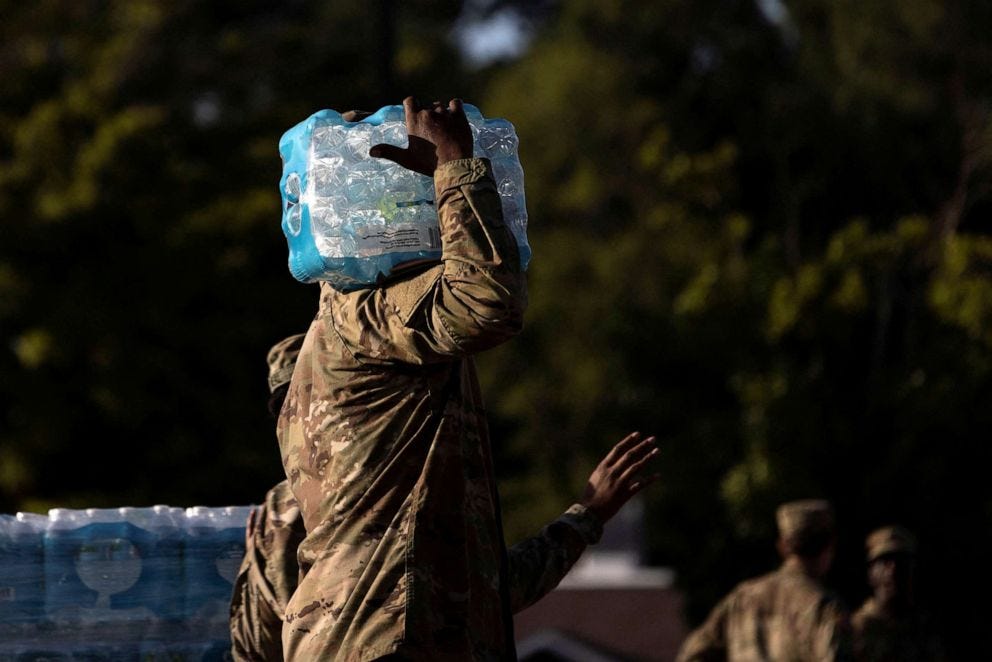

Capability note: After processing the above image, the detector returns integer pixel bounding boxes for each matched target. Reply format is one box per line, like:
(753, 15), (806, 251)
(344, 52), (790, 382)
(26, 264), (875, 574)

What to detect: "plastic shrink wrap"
(279, 103), (530, 289)
(0, 505), (253, 661)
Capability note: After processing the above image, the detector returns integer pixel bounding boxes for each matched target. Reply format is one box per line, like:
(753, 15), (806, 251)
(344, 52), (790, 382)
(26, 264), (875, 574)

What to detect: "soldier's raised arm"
(507, 432), (660, 612)
(327, 97), (526, 366)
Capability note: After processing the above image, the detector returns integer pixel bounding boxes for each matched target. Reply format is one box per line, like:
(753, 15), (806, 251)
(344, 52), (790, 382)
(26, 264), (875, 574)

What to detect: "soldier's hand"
(580, 432), (660, 523)
(370, 96), (473, 176)
(342, 110), (372, 122)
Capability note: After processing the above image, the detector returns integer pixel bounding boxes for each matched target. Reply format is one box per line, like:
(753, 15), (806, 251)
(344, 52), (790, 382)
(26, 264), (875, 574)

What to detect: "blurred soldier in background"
(231, 334), (663, 660)
(852, 525), (945, 661)
(676, 499), (853, 662)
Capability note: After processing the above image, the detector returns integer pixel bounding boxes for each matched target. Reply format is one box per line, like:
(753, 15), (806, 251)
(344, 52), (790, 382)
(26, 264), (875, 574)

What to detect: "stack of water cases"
(279, 103), (531, 290)
(0, 504), (253, 661)
(183, 506), (253, 655)
(0, 513), (46, 653)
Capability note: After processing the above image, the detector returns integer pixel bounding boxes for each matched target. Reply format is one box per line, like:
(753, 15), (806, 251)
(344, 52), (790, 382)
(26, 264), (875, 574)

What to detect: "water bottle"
(0, 513), (46, 650)
(279, 103), (531, 289)
(117, 505), (185, 643)
(43, 508), (89, 643)
(183, 505), (252, 644)
(44, 508), (157, 646)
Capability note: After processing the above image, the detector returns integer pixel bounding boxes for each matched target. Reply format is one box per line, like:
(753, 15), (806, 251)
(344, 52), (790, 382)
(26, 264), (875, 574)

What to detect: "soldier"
(230, 336), (662, 660)
(232, 336), (661, 660)
(276, 98), (661, 660)
(851, 526), (945, 661)
(676, 499), (854, 661)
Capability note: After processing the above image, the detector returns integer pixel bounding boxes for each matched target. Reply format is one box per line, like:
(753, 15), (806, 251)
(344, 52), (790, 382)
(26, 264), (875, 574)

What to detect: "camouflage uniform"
(232, 247), (602, 660)
(278, 157), (542, 661)
(265, 334), (307, 395)
(229, 486), (601, 661)
(851, 526), (945, 662)
(230, 479), (306, 661)
(677, 500), (853, 662)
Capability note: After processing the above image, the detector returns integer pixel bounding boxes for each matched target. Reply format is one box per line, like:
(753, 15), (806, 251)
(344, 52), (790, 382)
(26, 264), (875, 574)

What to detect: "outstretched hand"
(580, 432), (661, 523)
(369, 96), (474, 176)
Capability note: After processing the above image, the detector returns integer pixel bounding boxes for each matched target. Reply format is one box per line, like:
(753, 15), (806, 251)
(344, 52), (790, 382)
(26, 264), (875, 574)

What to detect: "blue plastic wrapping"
(183, 506), (253, 642)
(0, 505), (253, 660)
(0, 514), (46, 637)
(279, 103), (531, 290)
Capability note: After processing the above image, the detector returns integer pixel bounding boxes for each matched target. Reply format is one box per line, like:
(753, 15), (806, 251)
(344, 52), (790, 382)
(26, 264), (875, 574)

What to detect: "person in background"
(676, 499), (853, 662)
(851, 525), (945, 661)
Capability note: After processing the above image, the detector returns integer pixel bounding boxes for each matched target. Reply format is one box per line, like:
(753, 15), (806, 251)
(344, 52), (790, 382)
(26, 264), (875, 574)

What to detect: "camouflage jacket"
(278, 158), (530, 661)
(851, 597), (945, 662)
(229, 480), (602, 661)
(230, 480), (306, 661)
(676, 564), (854, 662)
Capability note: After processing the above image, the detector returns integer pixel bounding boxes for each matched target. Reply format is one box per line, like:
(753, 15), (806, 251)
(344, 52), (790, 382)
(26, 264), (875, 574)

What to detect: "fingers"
(404, 97), (442, 114)
(369, 143), (406, 163)
(341, 110), (372, 122)
(624, 436), (658, 465)
(610, 433), (656, 469)
(618, 443), (660, 486)
(603, 431), (643, 466)
(401, 95), (465, 116)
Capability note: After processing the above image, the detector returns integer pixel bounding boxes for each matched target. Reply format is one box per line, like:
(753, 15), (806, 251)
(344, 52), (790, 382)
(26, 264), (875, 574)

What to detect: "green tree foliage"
(3, 0), (992, 653)
(0, 0), (473, 512)
(476, 0), (992, 653)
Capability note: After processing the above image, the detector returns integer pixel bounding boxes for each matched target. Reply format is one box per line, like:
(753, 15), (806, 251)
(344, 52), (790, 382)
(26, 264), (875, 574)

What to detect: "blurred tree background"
(2, 0), (990, 656)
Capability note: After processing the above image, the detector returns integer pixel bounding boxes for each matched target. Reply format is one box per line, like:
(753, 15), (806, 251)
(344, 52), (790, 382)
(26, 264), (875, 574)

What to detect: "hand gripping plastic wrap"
(278, 103), (531, 290)
(0, 504), (253, 661)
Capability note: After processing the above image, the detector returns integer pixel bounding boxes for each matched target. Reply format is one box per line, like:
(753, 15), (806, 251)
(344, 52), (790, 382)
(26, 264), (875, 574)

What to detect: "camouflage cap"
(866, 525), (917, 562)
(776, 499), (835, 543)
(266, 333), (306, 393)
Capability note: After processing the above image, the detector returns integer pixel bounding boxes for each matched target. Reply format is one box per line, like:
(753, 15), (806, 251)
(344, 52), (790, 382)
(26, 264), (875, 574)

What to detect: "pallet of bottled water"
(279, 103), (531, 290)
(0, 505), (253, 661)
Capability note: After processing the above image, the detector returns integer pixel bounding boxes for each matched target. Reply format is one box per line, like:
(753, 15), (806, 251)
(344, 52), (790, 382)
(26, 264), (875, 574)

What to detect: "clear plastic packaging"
(183, 505), (253, 642)
(279, 103), (531, 290)
(0, 504), (254, 658)
(0, 513), (46, 643)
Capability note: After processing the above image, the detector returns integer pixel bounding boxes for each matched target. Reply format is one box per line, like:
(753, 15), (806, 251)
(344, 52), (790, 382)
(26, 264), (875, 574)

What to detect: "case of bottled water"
(279, 103), (531, 290)
(183, 506), (253, 642)
(0, 513), (46, 644)
(43, 505), (194, 651)
(0, 504), (253, 660)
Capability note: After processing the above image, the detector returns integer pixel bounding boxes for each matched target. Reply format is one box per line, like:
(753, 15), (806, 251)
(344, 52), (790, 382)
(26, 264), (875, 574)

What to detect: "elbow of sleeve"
(461, 296), (526, 351)
(441, 274), (527, 351)
(485, 281), (527, 337)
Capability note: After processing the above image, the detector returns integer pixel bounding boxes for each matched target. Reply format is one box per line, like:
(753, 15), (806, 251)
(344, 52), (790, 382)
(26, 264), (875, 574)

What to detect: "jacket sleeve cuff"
(560, 503), (604, 545)
(433, 157), (493, 193)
